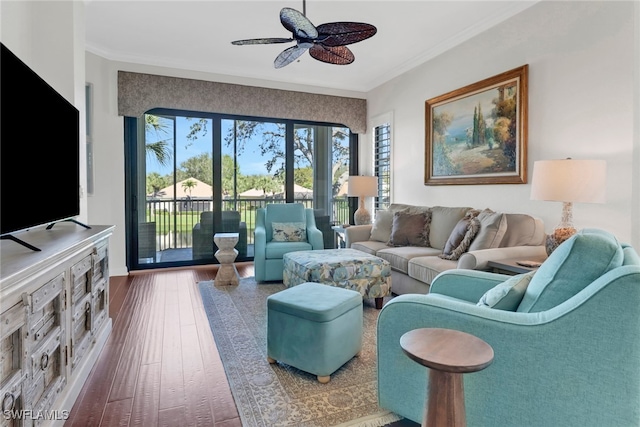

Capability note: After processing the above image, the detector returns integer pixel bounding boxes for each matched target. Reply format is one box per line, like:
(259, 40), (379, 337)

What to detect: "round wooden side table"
(400, 328), (494, 427)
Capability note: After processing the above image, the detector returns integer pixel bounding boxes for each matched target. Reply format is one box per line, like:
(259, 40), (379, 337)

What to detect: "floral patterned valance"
(117, 71), (366, 134)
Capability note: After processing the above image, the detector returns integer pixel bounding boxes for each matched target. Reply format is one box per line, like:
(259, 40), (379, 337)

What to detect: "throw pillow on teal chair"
(477, 270), (536, 311)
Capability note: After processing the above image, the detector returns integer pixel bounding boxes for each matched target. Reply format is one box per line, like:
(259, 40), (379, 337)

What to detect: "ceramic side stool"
(266, 282), (363, 383)
(214, 232), (239, 286)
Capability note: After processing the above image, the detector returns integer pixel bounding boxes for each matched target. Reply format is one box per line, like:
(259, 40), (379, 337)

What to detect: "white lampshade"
(531, 158), (606, 255)
(347, 176), (378, 197)
(347, 176), (378, 225)
(530, 159), (606, 204)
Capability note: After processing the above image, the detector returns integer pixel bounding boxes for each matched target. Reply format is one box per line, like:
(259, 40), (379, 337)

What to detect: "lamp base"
(545, 226), (577, 255)
(354, 207), (371, 225)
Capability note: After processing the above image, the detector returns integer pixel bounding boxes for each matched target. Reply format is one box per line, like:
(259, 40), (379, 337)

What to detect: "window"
(373, 122), (391, 210)
(125, 110), (354, 270)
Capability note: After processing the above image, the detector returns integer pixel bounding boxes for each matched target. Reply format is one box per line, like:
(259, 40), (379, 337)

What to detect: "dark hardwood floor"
(65, 263), (417, 426)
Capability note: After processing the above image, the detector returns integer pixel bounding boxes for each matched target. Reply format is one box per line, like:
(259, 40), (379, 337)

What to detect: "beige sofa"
(345, 204), (547, 295)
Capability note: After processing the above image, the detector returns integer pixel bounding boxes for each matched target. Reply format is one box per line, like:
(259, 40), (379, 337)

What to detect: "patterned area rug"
(198, 277), (403, 427)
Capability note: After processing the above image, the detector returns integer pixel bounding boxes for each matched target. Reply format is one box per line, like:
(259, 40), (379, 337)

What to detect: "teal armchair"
(254, 203), (324, 282)
(377, 229), (640, 426)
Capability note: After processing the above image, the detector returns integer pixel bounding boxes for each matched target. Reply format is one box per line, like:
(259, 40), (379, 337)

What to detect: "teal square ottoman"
(267, 282), (363, 383)
(283, 248), (392, 309)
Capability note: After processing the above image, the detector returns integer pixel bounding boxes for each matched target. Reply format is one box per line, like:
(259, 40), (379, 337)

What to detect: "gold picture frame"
(425, 65), (528, 185)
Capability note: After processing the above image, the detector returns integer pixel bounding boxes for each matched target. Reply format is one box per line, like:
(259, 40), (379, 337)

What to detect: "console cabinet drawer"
(28, 278), (64, 354)
(70, 294), (92, 373)
(29, 274), (64, 315)
(92, 285), (108, 334)
(0, 370), (26, 427)
(92, 243), (108, 284)
(70, 256), (92, 305)
(26, 328), (65, 418)
(1, 301), (27, 427)
(1, 302), (26, 389)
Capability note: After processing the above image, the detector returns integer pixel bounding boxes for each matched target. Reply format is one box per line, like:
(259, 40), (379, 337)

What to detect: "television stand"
(46, 218), (92, 230)
(0, 234), (42, 251)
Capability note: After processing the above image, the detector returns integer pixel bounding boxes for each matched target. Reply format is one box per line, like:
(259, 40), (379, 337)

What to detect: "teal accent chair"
(254, 203), (324, 282)
(377, 229), (640, 426)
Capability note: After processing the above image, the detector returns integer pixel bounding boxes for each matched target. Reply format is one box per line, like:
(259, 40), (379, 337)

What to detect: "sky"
(145, 116), (276, 177)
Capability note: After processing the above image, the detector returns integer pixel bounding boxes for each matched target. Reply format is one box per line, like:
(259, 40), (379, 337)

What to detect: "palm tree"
(145, 114), (172, 166)
(181, 179), (198, 197)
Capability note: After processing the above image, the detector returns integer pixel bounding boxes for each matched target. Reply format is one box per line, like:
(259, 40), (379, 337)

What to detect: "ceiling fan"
(231, 1), (377, 69)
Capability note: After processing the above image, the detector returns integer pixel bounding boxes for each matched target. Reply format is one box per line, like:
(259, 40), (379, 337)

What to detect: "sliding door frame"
(125, 109), (357, 271)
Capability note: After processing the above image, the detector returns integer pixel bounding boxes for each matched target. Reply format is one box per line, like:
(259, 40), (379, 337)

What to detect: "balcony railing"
(143, 197), (350, 252)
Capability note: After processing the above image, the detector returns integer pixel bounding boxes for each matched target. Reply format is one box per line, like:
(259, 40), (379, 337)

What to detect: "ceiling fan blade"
(274, 45), (309, 68)
(231, 38), (294, 45)
(316, 22), (377, 47)
(309, 45), (354, 65)
(280, 7), (318, 40)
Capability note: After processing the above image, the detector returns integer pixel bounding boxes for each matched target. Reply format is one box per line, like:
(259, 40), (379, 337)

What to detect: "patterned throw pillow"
(272, 222), (307, 242)
(477, 270), (537, 311)
(439, 215), (481, 261)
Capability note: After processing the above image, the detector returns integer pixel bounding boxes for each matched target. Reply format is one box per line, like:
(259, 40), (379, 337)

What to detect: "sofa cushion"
(389, 209), (431, 247)
(477, 270), (536, 311)
(468, 209), (508, 251)
(265, 241), (314, 259)
(389, 203), (431, 215)
(429, 206), (472, 250)
(517, 230), (624, 313)
(370, 210), (393, 243)
(500, 214), (546, 247)
(377, 246), (441, 274)
(272, 222), (307, 242)
(440, 216), (481, 261)
(350, 240), (389, 255)
(408, 256), (458, 285)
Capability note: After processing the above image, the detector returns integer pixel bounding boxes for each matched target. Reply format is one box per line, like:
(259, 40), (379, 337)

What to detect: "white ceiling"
(85, 1), (538, 93)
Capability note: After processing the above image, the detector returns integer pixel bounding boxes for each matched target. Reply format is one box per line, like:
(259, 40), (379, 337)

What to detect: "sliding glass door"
(126, 110), (353, 270)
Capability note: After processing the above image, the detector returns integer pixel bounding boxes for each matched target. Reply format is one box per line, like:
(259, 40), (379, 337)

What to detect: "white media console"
(1, 223), (114, 426)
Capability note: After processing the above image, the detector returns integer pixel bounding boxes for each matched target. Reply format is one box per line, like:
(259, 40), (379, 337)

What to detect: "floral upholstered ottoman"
(282, 248), (392, 309)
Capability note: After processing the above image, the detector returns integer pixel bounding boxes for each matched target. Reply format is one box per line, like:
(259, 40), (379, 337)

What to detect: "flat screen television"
(1, 43), (81, 246)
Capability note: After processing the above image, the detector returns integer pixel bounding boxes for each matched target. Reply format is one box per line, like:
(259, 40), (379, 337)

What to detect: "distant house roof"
(239, 184), (313, 199)
(151, 177), (212, 199)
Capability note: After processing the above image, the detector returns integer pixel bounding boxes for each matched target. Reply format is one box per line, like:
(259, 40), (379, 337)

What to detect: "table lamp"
(348, 176), (378, 225)
(530, 158), (606, 254)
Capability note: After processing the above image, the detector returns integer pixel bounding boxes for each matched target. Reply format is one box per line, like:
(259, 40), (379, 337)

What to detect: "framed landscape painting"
(425, 65), (528, 185)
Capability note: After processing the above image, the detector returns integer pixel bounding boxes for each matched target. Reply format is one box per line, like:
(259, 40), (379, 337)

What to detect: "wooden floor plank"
(178, 270), (197, 327)
(130, 362), (161, 427)
(140, 275), (165, 365)
(108, 275), (131, 322)
(181, 321), (215, 426)
(101, 398), (133, 427)
(159, 273), (185, 410)
(158, 406), (186, 427)
(108, 276), (152, 402)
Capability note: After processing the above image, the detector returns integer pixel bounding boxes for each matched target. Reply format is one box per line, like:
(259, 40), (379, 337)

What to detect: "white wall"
(365, 1), (639, 249)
